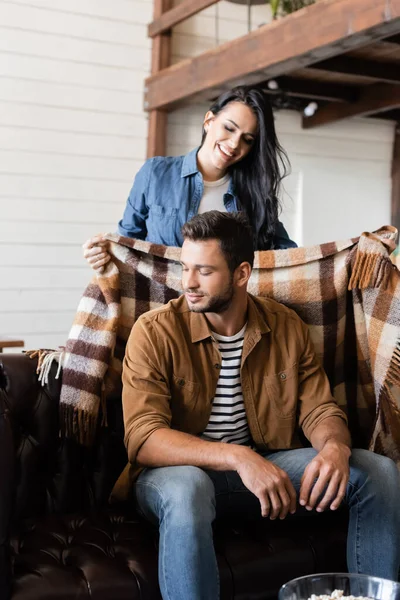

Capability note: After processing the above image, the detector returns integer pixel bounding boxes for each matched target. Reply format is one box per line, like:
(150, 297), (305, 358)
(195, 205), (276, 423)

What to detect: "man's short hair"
(181, 211), (255, 273)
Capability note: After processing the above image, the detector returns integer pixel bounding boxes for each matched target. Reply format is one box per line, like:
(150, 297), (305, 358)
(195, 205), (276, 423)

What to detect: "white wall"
(0, 0), (395, 350)
(0, 0), (152, 349)
(276, 112), (393, 246)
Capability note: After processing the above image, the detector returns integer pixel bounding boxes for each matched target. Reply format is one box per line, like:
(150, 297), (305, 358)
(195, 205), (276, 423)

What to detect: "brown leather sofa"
(0, 353), (349, 600)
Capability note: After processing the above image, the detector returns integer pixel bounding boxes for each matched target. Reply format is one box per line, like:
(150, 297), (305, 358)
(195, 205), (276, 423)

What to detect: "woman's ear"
(203, 110), (214, 132)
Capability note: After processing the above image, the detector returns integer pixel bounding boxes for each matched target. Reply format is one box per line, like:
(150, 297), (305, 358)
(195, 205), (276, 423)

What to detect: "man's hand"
(235, 448), (297, 520)
(299, 441), (351, 512)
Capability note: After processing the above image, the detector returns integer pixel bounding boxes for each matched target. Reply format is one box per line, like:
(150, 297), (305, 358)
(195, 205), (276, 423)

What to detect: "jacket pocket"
(171, 375), (199, 407)
(149, 204), (179, 218)
(263, 364), (298, 419)
(147, 205), (180, 246)
(170, 375), (200, 431)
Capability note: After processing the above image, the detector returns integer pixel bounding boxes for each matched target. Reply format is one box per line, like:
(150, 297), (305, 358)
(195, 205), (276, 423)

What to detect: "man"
(122, 211), (400, 600)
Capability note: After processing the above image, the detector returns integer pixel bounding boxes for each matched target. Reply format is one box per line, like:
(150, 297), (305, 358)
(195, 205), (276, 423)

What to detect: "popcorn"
(308, 591), (374, 600)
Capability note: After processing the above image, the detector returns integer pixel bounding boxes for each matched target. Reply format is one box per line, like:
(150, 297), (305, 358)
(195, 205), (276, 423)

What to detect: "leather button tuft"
(279, 373), (287, 380)
(178, 379), (185, 387)
(214, 364), (221, 370)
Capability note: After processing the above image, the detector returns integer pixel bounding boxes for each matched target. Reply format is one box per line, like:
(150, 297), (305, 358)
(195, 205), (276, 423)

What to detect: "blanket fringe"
(348, 251), (392, 290)
(387, 340), (400, 388)
(25, 348), (65, 386)
(369, 383), (400, 463)
(59, 403), (99, 447)
(26, 348), (102, 445)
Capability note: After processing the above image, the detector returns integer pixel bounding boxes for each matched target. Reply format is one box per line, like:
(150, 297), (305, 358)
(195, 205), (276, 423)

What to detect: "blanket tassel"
(348, 252), (392, 289)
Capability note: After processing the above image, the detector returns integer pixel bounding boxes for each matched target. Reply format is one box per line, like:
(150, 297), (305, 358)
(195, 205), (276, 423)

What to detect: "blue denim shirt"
(118, 147), (297, 249)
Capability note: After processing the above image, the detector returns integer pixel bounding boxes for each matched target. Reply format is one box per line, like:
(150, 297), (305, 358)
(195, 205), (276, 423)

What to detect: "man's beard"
(186, 282), (234, 314)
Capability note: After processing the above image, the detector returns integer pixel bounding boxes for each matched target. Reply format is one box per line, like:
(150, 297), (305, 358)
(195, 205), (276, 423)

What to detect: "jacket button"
(280, 373), (287, 380)
(214, 364), (221, 369)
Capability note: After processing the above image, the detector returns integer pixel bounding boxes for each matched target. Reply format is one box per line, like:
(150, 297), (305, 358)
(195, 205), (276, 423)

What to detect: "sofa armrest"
(0, 363), (15, 600)
(0, 353), (62, 523)
(1, 353), (128, 524)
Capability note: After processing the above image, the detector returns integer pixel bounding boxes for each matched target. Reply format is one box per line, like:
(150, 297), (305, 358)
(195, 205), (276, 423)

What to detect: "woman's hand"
(82, 234), (110, 272)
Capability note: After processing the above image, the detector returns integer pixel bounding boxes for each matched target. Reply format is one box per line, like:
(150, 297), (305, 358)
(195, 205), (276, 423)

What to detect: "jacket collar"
(181, 147), (200, 178)
(189, 293), (270, 343)
(190, 309), (212, 343)
(181, 146), (235, 196)
(181, 148), (235, 198)
(246, 294), (271, 338)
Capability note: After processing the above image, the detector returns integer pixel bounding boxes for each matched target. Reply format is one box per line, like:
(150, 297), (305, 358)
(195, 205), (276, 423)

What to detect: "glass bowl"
(279, 573), (400, 600)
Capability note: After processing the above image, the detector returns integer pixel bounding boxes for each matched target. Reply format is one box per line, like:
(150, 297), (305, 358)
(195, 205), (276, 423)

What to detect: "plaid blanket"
(60, 227), (400, 463)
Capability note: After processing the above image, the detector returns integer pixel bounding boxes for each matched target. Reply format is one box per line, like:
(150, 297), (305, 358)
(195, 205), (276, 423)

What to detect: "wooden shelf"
(145, 0), (400, 129)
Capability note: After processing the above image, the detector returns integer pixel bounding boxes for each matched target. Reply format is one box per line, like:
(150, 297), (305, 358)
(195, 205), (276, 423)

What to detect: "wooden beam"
(392, 124), (400, 233)
(266, 76), (359, 103)
(145, 0), (400, 111)
(147, 110), (169, 158)
(147, 0), (172, 158)
(302, 83), (400, 128)
(310, 56), (400, 84)
(150, 24), (171, 74)
(149, 0), (219, 38)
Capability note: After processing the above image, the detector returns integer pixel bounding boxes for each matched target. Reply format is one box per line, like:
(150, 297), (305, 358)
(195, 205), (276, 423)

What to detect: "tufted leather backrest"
(0, 354), (128, 525)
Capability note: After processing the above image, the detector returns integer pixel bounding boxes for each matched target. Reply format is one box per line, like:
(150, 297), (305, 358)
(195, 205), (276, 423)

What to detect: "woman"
(84, 86), (296, 271)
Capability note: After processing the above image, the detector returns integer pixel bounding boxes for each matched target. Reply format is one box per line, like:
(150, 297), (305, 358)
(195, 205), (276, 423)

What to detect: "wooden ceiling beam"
(145, 0), (400, 111)
(302, 83), (400, 129)
(265, 76), (359, 103)
(310, 56), (400, 84)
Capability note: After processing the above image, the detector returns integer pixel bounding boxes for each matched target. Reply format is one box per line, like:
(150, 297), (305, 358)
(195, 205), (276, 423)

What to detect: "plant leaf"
(270, 0), (280, 18)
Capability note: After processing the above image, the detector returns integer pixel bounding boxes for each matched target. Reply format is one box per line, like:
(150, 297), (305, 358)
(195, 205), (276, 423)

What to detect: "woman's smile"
(216, 142), (236, 161)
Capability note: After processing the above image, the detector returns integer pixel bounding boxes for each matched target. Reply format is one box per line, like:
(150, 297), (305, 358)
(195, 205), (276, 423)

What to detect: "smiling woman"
(83, 86), (297, 272)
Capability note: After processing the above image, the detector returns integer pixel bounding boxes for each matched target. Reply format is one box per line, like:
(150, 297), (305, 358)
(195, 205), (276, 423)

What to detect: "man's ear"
(234, 262), (252, 288)
(203, 110), (215, 132)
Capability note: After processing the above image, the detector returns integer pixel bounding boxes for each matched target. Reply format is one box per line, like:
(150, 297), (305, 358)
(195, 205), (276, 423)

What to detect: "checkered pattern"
(60, 228), (400, 463)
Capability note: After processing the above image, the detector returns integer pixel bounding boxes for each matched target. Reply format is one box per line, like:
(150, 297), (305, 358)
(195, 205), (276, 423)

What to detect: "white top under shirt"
(202, 324), (252, 446)
(197, 174), (230, 214)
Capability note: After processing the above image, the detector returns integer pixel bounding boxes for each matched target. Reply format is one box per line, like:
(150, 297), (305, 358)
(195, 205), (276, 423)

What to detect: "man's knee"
(163, 465), (215, 505)
(139, 465), (216, 522)
(350, 449), (400, 490)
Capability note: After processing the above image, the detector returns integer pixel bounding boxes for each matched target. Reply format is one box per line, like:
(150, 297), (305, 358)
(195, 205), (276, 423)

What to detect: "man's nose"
(184, 271), (199, 289)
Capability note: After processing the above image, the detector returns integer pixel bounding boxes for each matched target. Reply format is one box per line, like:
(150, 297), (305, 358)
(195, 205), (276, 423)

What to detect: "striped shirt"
(202, 324), (252, 446)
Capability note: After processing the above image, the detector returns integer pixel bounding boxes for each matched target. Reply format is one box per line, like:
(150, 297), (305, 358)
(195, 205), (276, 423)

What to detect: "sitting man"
(122, 210), (400, 600)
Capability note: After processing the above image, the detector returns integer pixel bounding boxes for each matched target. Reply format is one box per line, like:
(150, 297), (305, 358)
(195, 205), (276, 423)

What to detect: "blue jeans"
(135, 448), (400, 600)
